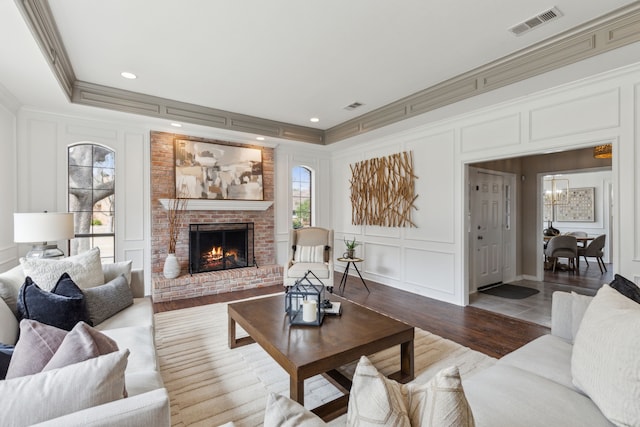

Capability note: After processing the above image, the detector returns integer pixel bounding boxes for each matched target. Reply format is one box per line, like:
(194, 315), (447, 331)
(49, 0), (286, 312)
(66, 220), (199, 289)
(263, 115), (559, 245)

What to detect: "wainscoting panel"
(404, 131), (455, 244)
(0, 244), (18, 272)
(404, 247), (456, 296)
(124, 132), (145, 242)
(460, 114), (521, 153)
(529, 88), (620, 141)
(363, 242), (401, 282)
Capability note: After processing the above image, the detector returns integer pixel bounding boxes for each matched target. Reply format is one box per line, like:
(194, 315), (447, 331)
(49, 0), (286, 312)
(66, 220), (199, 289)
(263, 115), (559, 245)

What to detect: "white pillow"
(347, 356), (475, 427)
(102, 260), (133, 285)
(294, 245), (325, 263)
(572, 284), (640, 426)
(20, 247), (105, 290)
(0, 349), (128, 426)
(263, 393), (326, 427)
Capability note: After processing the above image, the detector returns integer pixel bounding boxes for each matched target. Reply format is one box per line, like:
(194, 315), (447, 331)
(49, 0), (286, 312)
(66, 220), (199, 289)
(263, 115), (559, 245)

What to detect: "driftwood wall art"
(350, 151), (418, 227)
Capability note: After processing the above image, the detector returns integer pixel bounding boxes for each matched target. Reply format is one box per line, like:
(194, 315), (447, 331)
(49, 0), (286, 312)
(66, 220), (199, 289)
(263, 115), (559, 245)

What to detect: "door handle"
(477, 236), (483, 240)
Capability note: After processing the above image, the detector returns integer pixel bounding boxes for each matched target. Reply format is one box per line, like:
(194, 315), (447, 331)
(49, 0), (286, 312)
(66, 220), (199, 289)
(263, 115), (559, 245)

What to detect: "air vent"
(344, 102), (364, 111)
(509, 7), (562, 36)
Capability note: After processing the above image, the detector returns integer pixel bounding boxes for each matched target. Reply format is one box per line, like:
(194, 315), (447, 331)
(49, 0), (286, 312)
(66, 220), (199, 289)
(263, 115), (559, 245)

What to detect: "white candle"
(302, 300), (317, 322)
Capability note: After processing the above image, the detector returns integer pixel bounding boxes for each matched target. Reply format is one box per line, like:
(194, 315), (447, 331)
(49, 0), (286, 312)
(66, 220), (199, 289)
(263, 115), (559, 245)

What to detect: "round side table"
(337, 257), (370, 295)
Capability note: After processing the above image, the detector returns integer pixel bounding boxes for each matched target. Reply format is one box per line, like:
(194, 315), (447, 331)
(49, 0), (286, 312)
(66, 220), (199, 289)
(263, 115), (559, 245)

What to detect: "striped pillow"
(294, 245), (325, 263)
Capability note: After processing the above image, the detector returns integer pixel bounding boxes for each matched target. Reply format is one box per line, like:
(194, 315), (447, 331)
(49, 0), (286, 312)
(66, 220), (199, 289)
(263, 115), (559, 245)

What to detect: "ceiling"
(1, 0), (639, 143)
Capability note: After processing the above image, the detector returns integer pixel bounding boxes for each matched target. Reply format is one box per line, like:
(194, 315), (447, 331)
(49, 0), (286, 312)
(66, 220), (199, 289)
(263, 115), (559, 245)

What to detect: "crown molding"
(15, 0), (640, 145)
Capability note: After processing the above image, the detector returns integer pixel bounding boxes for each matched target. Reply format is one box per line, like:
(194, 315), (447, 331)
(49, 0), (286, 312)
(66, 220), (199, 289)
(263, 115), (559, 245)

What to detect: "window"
(292, 166), (312, 229)
(68, 144), (115, 263)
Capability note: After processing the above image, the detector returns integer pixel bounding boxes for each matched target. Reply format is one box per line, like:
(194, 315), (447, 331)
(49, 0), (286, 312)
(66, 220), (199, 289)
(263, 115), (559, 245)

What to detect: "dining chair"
(577, 234), (607, 273)
(544, 235), (578, 273)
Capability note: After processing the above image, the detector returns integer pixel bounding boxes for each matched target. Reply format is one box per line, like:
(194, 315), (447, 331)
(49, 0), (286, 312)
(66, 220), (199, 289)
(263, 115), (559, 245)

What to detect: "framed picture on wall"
(555, 187), (595, 222)
(174, 139), (264, 200)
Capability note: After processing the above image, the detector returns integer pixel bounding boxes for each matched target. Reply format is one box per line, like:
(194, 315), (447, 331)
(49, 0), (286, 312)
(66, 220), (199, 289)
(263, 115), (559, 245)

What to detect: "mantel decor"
(175, 139), (263, 201)
(349, 151), (418, 228)
(164, 197), (188, 279)
(285, 271), (325, 326)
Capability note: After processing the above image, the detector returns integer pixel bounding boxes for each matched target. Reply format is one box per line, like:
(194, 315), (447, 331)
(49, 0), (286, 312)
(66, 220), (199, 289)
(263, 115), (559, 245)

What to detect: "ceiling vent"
(509, 7), (562, 36)
(344, 102), (364, 111)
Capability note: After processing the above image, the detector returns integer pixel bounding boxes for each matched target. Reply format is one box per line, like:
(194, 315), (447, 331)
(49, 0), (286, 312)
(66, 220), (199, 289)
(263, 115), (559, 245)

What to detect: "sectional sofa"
(0, 256), (170, 427)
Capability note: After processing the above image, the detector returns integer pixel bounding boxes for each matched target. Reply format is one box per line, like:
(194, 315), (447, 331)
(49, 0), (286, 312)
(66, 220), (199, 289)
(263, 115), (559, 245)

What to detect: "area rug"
(479, 283), (540, 299)
(154, 297), (496, 427)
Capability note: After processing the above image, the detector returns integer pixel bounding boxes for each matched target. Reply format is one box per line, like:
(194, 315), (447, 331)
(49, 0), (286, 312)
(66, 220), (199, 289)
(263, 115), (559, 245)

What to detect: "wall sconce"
(14, 212), (75, 258)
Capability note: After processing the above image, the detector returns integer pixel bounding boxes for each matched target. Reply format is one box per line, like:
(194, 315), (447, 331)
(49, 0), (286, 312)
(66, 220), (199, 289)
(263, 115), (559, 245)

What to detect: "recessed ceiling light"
(310, 117), (320, 123)
(120, 71), (137, 79)
(256, 137), (265, 141)
(170, 123), (182, 128)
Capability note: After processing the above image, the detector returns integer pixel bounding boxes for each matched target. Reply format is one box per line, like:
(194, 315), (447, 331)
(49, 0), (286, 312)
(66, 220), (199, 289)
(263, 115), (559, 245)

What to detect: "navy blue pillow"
(17, 273), (92, 331)
(0, 343), (13, 380)
(610, 274), (640, 304)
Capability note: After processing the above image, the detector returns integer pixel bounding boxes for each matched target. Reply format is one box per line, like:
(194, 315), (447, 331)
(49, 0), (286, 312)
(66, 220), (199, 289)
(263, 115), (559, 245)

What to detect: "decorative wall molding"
(159, 198), (273, 211)
(15, 0), (640, 144)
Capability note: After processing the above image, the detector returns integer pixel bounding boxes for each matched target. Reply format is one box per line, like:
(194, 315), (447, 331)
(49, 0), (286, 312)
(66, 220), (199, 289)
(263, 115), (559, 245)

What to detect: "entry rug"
(155, 297), (496, 427)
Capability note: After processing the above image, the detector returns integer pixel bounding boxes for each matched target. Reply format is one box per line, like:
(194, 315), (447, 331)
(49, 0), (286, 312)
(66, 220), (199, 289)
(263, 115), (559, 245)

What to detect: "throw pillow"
(263, 393), (327, 427)
(0, 349), (129, 426)
(347, 355), (411, 427)
(43, 321), (119, 372)
(0, 265), (26, 316)
(572, 284), (640, 426)
(609, 273), (640, 304)
(0, 343), (14, 380)
(102, 260), (133, 285)
(0, 295), (18, 346)
(5, 319), (67, 379)
(20, 246), (104, 290)
(294, 245), (325, 263)
(83, 274), (133, 325)
(347, 356), (475, 427)
(17, 275), (91, 330)
(404, 366), (476, 427)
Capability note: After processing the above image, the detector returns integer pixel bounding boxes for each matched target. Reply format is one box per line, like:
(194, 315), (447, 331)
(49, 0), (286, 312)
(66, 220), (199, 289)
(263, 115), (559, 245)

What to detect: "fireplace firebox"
(189, 223), (254, 274)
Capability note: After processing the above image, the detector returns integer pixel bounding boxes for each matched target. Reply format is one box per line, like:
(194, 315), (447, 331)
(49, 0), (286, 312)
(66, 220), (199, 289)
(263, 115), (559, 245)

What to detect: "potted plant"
(344, 237), (359, 259)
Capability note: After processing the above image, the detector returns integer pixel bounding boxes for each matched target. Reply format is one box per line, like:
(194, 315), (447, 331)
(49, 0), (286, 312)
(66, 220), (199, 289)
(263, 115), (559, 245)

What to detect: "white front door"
(471, 171), (504, 290)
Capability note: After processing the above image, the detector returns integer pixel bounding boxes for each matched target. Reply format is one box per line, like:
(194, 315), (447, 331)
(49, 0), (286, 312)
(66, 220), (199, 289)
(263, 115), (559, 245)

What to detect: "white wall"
(330, 61), (640, 305)
(6, 59), (640, 305)
(0, 85), (18, 272)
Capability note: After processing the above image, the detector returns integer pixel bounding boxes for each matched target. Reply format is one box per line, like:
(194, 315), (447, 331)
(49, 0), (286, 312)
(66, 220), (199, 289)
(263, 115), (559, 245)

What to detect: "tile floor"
(470, 279), (598, 328)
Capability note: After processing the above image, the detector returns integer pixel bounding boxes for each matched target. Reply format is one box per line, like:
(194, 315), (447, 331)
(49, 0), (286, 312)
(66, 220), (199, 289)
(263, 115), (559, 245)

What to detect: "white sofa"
(462, 290), (614, 426)
(262, 289), (628, 427)
(0, 264), (170, 427)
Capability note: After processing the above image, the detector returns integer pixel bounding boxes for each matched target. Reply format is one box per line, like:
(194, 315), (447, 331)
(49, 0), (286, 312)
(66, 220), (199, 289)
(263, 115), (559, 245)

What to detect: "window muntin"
(68, 144), (115, 263)
(292, 166), (312, 229)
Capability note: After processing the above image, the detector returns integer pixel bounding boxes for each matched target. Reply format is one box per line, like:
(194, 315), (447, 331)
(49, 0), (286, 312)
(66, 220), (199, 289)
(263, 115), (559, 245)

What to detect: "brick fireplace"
(150, 131), (283, 302)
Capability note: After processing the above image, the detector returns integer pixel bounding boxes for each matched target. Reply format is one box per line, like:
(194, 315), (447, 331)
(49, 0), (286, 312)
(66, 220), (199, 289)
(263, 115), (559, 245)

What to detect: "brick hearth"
(150, 131), (282, 302)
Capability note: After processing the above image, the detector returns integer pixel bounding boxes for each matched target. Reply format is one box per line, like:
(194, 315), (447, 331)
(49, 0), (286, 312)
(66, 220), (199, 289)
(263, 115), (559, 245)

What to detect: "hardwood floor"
(154, 272), (549, 359)
(543, 260), (613, 290)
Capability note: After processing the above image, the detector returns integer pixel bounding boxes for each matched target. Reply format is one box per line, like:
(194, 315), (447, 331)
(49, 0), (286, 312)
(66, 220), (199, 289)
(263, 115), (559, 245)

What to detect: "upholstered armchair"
(284, 227), (334, 290)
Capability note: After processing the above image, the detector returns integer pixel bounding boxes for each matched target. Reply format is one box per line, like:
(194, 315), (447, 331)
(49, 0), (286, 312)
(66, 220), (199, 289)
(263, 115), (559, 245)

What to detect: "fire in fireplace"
(189, 223), (254, 274)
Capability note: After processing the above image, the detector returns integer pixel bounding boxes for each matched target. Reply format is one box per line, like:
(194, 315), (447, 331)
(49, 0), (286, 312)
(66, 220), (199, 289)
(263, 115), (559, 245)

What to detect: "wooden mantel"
(159, 198), (273, 211)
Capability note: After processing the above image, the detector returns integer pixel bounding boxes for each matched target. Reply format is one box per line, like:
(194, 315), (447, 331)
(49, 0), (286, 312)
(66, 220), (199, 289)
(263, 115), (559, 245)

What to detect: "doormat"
(479, 284), (539, 299)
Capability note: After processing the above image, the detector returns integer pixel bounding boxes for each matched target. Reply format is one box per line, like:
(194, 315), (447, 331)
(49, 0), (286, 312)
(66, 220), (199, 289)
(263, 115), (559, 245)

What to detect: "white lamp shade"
(14, 212), (75, 243)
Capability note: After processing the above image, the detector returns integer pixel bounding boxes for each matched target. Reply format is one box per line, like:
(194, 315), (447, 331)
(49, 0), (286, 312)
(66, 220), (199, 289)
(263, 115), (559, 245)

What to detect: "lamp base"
(25, 244), (64, 259)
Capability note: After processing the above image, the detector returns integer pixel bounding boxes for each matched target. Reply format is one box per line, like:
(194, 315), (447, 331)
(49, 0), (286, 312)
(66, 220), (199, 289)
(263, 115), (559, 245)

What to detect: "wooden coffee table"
(228, 295), (414, 421)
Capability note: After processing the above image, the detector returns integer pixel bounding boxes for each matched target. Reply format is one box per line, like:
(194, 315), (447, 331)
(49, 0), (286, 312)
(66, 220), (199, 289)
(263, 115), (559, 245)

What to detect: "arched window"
(68, 143), (115, 262)
(292, 166), (312, 229)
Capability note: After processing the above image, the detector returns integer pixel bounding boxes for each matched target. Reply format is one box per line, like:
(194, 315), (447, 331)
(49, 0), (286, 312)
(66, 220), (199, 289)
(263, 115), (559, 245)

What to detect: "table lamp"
(14, 212), (75, 259)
